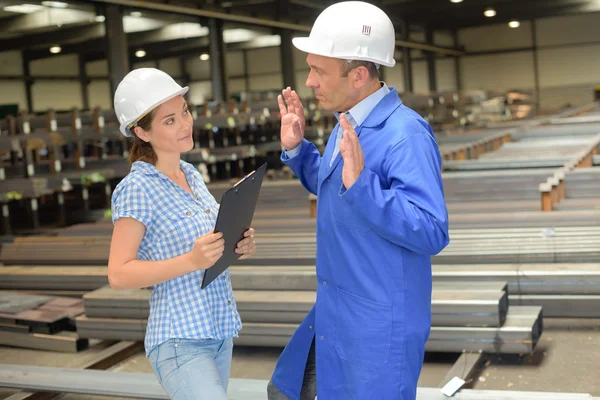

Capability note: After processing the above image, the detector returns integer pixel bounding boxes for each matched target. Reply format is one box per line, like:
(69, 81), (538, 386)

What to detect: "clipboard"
(201, 162), (267, 289)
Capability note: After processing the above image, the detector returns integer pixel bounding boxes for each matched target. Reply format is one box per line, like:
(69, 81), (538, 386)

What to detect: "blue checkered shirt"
(111, 160), (242, 356)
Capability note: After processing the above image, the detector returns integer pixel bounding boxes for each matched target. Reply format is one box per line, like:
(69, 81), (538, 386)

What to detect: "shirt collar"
(131, 159), (192, 177)
(334, 82), (391, 128)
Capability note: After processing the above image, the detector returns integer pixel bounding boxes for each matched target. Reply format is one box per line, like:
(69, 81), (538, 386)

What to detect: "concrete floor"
(1, 320), (599, 399)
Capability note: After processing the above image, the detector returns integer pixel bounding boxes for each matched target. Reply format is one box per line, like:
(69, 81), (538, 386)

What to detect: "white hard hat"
(114, 68), (189, 137)
(292, 1), (396, 68)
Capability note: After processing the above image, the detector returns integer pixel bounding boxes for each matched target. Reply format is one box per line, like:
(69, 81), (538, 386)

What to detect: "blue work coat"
(271, 87), (450, 400)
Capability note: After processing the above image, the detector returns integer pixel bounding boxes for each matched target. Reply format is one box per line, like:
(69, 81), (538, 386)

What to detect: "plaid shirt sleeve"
(111, 180), (154, 228)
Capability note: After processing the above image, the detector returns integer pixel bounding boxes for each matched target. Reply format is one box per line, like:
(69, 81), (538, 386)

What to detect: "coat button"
(323, 281), (326, 286)
(320, 336), (324, 340)
(309, 325), (313, 329)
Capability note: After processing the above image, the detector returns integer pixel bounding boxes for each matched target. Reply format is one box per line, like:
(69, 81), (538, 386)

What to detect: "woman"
(108, 68), (255, 399)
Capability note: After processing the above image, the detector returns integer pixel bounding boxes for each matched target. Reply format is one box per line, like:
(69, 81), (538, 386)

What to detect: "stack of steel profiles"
(433, 263), (600, 318)
(228, 265), (600, 318)
(75, 305), (541, 354)
(0, 266), (108, 292)
(0, 239), (111, 266)
(1, 365), (598, 400)
(0, 291), (88, 352)
(79, 284), (508, 328)
(562, 167), (600, 199)
(5, 225), (600, 266)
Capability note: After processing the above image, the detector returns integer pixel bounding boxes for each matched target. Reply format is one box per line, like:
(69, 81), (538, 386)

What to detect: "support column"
(401, 21), (413, 93)
(425, 28), (437, 92)
(79, 54), (90, 110)
(453, 30), (462, 91)
(531, 20), (541, 114)
(180, 58), (190, 88)
(22, 51), (33, 112)
(279, 29), (296, 89)
(243, 50), (250, 93)
(103, 4), (129, 98)
(208, 18), (228, 102)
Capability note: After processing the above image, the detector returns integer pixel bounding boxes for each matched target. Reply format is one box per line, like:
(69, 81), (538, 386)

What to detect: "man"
(267, 2), (449, 399)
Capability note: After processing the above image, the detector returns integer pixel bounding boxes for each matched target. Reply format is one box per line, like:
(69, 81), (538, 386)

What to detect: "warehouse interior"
(1, 0), (600, 398)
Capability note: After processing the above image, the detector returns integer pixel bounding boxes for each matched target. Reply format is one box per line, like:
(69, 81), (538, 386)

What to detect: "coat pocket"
(335, 287), (392, 368)
(332, 200), (371, 233)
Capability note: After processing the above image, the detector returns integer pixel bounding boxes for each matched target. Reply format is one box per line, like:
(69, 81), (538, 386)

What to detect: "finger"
(339, 113), (352, 131)
(291, 91), (304, 114)
(205, 238), (225, 251)
(277, 95), (288, 116)
(244, 228), (255, 237)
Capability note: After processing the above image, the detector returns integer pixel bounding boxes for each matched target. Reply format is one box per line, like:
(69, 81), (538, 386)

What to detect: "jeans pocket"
(335, 287), (392, 368)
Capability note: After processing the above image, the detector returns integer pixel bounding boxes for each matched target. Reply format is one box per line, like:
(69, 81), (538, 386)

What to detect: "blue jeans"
(148, 338), (233, 400)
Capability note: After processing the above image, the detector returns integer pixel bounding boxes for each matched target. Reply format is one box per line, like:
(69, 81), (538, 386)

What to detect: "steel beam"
(208, 18), (228, 102)
(279, 29), (296, 89)
(103, 4), (129, 99)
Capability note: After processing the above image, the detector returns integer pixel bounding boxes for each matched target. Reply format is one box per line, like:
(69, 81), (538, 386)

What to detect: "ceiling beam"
(90, 0), (465, 55)
(0, 23), (105, 52)
(0, 8), (95, 33)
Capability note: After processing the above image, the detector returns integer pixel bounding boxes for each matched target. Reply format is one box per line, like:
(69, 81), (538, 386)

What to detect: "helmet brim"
(292, 37), (395, 68)
(119, 86), (189, 137)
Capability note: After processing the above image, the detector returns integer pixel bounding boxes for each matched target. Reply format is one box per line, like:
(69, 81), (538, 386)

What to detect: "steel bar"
(0, 330), (87, 353)
(82, 285), (508, 327)
(439, 352), (485, 389)
(2, 365), (593, 400)
(76, 306), (541, 354)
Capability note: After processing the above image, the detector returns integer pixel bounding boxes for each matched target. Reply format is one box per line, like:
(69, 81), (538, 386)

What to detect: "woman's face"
(140, 95), (194, 154)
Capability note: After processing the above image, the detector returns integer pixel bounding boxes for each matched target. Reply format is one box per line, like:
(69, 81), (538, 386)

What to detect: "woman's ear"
(133, 126), (151, 143)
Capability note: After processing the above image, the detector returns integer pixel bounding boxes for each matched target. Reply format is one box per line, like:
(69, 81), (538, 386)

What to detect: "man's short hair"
(340, 60), (379, 79)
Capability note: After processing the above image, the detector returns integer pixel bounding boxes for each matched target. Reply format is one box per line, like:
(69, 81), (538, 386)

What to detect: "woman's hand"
(236, 228), (256, 260)
(189, 231), (225, 270)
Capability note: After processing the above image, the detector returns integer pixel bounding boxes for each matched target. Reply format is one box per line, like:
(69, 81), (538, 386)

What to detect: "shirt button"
(228, 300), (231, 305)
(186, 211), (190, 216)
(205, 209), (210, 214)
(222, 275), (226, 280)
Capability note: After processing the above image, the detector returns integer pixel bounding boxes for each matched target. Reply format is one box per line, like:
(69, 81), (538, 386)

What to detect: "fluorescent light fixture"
(508, 20), (520, 28)
(41, 1), (68, 8)
(199, 54), (210, 61)
(3, 4), (44, 13)
(95, 15), (105, 22)
(450, 0), (463, 3)
(135, 50), (146, 58)
(130, 11), (142, 17)
(49, 46), (62, 54)
(484, 8), (496, 17)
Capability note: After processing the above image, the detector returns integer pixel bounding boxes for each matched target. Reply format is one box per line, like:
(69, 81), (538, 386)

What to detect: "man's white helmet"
(292, 1), (396, 68)
(114, 68), (189, 137)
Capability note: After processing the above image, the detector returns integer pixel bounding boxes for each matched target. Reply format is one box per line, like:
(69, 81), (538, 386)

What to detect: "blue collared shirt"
(111, 160), (242, 355)
(285, 82), (391, 162)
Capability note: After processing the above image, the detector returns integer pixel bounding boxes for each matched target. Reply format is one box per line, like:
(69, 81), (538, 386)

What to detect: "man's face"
(305, 53), (354, 112)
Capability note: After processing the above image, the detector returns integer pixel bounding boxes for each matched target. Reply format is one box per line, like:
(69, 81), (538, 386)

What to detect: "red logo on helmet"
(362, 25), (371, 36)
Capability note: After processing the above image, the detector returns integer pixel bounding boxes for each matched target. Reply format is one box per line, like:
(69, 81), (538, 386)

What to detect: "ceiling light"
(41, 1), (68, 8)
(508, 20), (520, 28)
(450, 0), (463, 3)
(49, 46), (62, 54)
(130, 11), (142, 17)
(3, 4), (44, 13)
(135, 50), (146, 58)
(484, 8), (496, 17)
(95, 15), (105, 22)
(199, 54), (210, 61)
